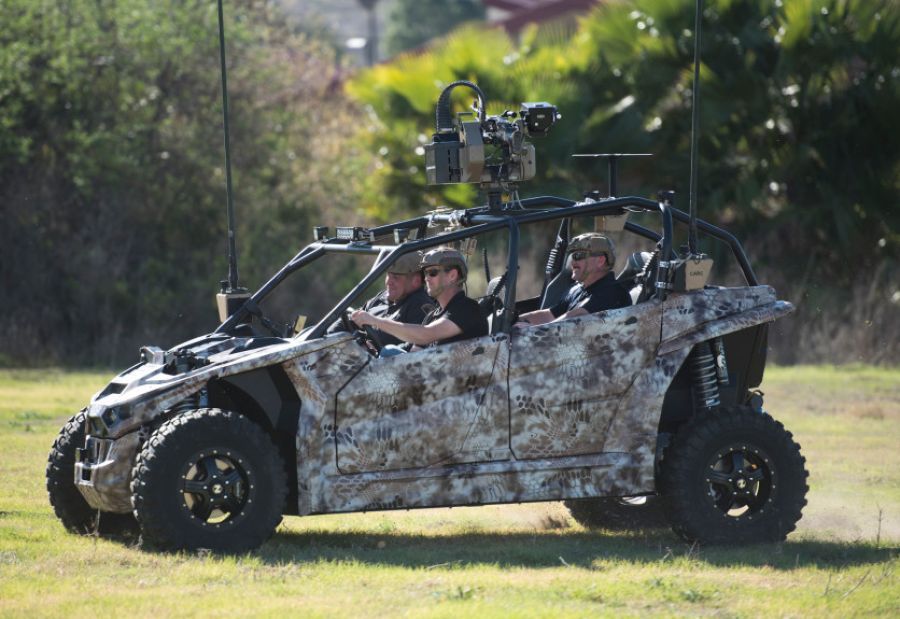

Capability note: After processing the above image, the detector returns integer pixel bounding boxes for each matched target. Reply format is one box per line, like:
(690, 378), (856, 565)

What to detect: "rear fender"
(660, 288), (793, 356)
(655, 286), (792, 436)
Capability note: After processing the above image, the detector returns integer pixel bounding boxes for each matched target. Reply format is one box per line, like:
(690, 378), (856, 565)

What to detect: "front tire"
(131, 408), (287, 553)
(661, 408), (808, 544)
(46, 410), (138, 536)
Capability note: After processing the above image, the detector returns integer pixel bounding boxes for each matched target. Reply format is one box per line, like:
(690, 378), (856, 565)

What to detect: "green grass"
(1, 366), (898, 617)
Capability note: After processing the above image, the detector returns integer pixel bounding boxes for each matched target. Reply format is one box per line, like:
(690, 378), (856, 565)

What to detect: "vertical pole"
(608, 155), (618, 198)
(366, 5), (377, 66)
(217, 0), (239, 290)
(688, 0), (703, 255)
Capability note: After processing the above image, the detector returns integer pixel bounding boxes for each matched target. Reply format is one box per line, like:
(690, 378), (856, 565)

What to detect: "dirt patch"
(846, 400), (898, 421)
(798, 503), (900, 543)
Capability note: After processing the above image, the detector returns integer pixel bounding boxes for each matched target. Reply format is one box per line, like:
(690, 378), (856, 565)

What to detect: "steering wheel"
(362, 325), (385, 354)
(342, 309), (385, 356)
(340, 309), (355, 334)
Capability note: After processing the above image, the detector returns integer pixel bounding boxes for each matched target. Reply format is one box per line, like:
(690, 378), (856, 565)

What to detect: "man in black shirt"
(516, 233), (630, 327)
(351, 247), (487, 348)
(328, 252), (433, 346)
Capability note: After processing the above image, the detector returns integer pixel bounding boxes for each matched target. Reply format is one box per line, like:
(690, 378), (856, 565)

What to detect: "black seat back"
(616, 251), (653, 291)
(629, 249), (660, 304)
(478, 274), (507, 333)
(539, 268), (573, 310)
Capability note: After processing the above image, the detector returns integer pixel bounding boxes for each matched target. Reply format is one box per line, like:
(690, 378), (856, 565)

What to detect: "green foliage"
(2, 0), (896, 365)
(384, 0), (485, 57)
(0, 0), (360, 364)
(348, 0), (900, 283)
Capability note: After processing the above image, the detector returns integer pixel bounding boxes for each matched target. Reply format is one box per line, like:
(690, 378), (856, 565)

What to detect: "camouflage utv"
(47, 75), (807, 552)
(46, 189), (808, 552)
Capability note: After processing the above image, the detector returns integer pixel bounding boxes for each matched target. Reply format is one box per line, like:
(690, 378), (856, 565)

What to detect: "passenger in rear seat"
(515, 233), (631, 327)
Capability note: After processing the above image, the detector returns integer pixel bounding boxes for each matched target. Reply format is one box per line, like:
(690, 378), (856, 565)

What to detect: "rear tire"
(661, 408), (808, 544)
(131, 408), (287, 553)
(46, 411), (138, 536)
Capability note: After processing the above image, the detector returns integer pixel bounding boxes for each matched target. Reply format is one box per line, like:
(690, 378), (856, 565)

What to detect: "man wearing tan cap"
(330, 251), (433, 346)
(352, 247), (487, 349)
(516, 233), (630, 327)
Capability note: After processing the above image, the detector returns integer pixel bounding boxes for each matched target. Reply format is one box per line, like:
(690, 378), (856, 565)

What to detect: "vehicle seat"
(627, 249), (660, 304)
(479, 274), (507, 333)
(539, 268), (573, 309)
(616, 251), (652, 290)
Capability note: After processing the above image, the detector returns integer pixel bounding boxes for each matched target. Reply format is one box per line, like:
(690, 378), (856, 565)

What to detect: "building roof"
(484, 0), (600, 35)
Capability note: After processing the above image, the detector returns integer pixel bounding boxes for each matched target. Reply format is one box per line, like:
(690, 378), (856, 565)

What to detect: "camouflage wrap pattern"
(334, 336), (509, 472)
(661, 285), (786, 343)
(75, 334), (359, 512)
(75, 430), (142, 512)
(659, 300), (793, 354)
(324, 451), (647, 512)
(75, 285), (791, 518)
(508, 300), (662, 460)
(92, 335), (350, 440)
(282, 338), (372, 515)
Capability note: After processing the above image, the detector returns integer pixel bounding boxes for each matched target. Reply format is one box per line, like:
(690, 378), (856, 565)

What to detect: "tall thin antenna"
(688, 0), (703, 255)
(217, 0), (239, 291)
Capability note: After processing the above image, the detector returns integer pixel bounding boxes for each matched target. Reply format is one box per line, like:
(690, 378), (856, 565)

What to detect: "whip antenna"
(688, 0), (703, 255)
(217, 0), (239, 291)
(213, 0), (250, 324)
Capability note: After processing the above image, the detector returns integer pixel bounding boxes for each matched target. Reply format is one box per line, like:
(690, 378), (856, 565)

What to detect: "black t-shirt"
(549, 272), (631, 318)
(327, 288), (434, 346)
(423, 290), (488, 346)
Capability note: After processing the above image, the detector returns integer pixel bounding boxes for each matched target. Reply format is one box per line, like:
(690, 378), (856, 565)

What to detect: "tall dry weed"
(767, 263), (899, 365)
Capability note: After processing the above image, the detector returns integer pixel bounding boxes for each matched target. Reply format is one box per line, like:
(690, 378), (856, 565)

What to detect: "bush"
(0, 0), (360, 364)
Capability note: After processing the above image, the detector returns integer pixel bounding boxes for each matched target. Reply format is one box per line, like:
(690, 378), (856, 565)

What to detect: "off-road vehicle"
(47, 77), (807, 552)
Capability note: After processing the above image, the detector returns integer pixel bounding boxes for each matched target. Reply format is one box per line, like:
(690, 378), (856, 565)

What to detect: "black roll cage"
(215, 195), (759, 340)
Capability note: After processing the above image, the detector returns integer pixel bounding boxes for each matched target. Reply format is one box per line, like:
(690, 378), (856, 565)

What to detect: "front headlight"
(87, 404), (132, 437)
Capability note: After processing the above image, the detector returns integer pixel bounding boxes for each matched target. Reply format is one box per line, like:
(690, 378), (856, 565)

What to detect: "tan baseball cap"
(387, 252), (423, 275)
(567, 233), (616, 267)
(419, 247), (468, 281)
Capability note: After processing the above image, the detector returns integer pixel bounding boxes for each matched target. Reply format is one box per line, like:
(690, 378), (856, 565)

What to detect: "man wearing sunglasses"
(515, 233), (630, 327)
(328, 252), (434, 346)
(351, 247), (487, 349)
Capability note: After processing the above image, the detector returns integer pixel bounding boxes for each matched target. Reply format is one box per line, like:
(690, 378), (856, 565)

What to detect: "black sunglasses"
(570, 251), (605, 262)
(423, 267), (446, 278)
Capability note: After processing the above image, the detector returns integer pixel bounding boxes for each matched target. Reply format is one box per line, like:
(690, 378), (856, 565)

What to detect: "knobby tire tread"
(661, 408), (808, 544)
(131, 408), (287, 553)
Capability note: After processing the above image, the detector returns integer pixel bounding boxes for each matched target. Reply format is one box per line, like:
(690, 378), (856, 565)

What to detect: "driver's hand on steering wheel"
(351, 309), (377, 328)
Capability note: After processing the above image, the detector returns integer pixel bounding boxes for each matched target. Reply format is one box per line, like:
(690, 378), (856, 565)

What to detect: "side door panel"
(508, 301), (662, 459)
(335, 334), (509, 474)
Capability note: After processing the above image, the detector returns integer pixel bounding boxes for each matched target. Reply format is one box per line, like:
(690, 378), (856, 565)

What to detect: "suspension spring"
(690, 341), (720, 412)
(169, 389), (208, 415)
(170, 395), (198, 416)
(712, 336), (729, 385)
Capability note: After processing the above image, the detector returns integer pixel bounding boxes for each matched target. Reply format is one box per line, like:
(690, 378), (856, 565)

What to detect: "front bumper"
(74, 431), (142, 513)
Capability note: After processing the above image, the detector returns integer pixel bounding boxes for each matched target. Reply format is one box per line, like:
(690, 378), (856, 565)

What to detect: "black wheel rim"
(704, 443), (774, 519)
(179, 449), (255, 528)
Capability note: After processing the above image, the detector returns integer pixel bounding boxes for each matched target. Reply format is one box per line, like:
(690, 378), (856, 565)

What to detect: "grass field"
(0, 366), (897, 617)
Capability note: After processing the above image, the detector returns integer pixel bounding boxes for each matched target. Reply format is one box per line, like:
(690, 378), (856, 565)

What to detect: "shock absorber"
(169, 388), (209, 415)
(690, 341), (720, 412)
